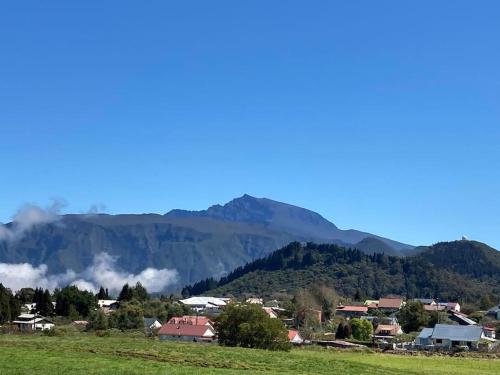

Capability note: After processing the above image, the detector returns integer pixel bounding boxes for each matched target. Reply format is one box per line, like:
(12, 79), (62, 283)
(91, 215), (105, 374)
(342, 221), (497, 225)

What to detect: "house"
(98, 299), (120, 314)
(166, 315), (214, 328)
(246, 298), (263, 305)
(449, 312), (477, 326)
(288, 329), (304, 344)
(414, 298), (436, 306)
(415, 324), (492, 350)
(144, 317), (162, 335)
(424, 304), (446, 312)
(262, 307), (279, 319)
(179, 297), (227, 314)
(364, 299), (379, 307)
(486, 305), (500, 320)
(377, 297), (404, 313)
(158, 322), (216, 342)
(13, 314), (54, 331)
(415, 327), (434, 346)
(335, 305), (368, 318)
(374, 324), (403, 338)
(483, 326), (496, 340)
(435, 302), (460, 313)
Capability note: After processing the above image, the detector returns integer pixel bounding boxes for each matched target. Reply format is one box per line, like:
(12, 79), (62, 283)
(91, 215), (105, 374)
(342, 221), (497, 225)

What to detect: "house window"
(435, 339), (442, 344)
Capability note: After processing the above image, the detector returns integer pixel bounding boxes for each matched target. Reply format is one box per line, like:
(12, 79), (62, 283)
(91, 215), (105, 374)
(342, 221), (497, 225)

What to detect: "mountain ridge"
(1, 195), (414, 291)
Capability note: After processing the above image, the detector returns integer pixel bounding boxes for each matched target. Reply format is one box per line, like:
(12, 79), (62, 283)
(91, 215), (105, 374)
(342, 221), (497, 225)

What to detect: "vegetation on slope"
(182, 241), (500, 302)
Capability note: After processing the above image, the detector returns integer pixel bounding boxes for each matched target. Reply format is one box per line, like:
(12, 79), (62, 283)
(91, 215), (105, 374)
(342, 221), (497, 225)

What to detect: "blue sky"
(1, 1), (499, 248)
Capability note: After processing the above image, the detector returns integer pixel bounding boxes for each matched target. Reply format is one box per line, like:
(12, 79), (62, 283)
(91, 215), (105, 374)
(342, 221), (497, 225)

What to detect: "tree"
(215, 303), (290, 351)
(480, 295), (493, 310)
(118, 284), (134, 302)
(396, 301), (429, 333)
(109, 303), (144, 330)
(97, 286), (109, 300)
(55, 286), (97, 317)
(336, 321), (351, 339)
(350, 318), (372, 341)
(0, 284), (20, 323)
(134, 282), (149, 302)
(87, 309), (108, 330)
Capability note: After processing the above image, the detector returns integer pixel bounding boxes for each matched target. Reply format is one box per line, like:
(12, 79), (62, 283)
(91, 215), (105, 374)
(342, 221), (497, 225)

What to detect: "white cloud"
(0, 252), (178, 294)
(0, 200), (66, 242)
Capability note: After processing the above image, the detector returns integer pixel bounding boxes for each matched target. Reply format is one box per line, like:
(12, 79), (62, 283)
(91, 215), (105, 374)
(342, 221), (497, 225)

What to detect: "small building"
(424, 304), (446, 312)
(414, 298), (437, 306)
(442, 302), (461, 313)
(449, 312), (477, 326)
(98, 299), (120, 314)
(336, 305), (368, 318)
(158, 323), (216, 342)
(415, 324), (491, 350)
(262, 307), (279, 319)
(374, 324), (403, 338)
(364, 299), (379, 307)
(179, 297), (227, 314)
(144, 317), (162, 335)
(377, 297), (404, 313)
(166, 315), (214, 328)
(13, 314), (54, 331)
(483, 326), (496, 340)
(288, 329), (304, 344)
(246, 298), (263, 305)
(486, 305), (500, 320)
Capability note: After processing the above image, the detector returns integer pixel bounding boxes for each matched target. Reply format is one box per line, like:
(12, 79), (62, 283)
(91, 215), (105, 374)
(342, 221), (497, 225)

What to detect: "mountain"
(0, 195), (413, 291)
(183, 240), (500, 302)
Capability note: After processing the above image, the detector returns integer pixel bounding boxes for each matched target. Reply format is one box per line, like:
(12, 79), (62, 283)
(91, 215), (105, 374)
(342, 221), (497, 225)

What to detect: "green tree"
(109, 303), (144, 330)
(350, 318), (373, 341)
(215, 303), (290, 351)
(55, 286), (97, 317)
(97, 286), (109, 300)
(396, 301), (429, 333)
(87, 309), (109, 330)
(118, 284), (134, 302)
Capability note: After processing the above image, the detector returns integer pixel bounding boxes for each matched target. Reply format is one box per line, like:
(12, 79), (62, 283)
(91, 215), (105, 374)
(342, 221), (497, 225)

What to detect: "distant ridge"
(1, 195), (413, 291)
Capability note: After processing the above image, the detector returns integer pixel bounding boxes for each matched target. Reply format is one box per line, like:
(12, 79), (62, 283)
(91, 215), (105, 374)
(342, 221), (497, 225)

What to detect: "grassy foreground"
(0, 334), (498, 375)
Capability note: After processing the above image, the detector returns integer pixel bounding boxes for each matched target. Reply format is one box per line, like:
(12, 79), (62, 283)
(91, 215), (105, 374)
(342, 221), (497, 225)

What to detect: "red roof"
(378, 298), (403, 309)
(158, 324), (215, 338)
(288, 329), (300, 340)
(336, 306), (368, 313)
(166, 316), (213, 326)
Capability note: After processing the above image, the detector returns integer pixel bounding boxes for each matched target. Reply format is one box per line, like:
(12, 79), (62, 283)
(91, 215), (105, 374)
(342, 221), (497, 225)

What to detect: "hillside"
(182, 241), (500, 302)
(0, 195), (412, 291)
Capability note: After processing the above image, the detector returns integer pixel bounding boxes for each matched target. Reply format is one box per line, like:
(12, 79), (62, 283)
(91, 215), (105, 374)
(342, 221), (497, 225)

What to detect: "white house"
(179, 297), (228, 314)
(416, 324), (494, 350)
(98, 299), (120, 314)
(13, 314), (54, 331)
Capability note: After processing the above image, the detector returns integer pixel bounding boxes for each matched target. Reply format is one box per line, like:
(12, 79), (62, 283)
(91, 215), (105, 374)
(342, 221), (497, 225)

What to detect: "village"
(7, 290), (500, 354)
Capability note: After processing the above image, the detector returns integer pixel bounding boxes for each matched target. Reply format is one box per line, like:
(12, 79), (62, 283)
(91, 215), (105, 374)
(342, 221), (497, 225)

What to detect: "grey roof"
(143, 317), (160, 328)
(417, 327), (434, 339)
(415, 298), (435, 304)
(431, 324), (483, 342)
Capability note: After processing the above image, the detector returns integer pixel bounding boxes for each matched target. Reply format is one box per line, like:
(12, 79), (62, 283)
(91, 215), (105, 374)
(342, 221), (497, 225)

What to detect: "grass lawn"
(0, 334), (498, 374)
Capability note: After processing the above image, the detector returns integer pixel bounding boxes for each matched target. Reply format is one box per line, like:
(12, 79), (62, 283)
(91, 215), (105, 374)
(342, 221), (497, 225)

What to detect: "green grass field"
(0, 334), (498, 375)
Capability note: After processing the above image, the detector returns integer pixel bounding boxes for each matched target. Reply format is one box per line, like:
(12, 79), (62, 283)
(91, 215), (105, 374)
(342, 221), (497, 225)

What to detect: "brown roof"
(158, 324), (215, 338)
(378, 298), (403, 309)
(166, 316), (213, 326)
(336, 306), (368, 313)
(375, 324), (402, 336)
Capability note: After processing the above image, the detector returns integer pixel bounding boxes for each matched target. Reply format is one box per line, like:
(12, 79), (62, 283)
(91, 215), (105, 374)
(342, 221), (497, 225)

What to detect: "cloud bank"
(0, 200), (65, 242)
(0, 252), (178, 294)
